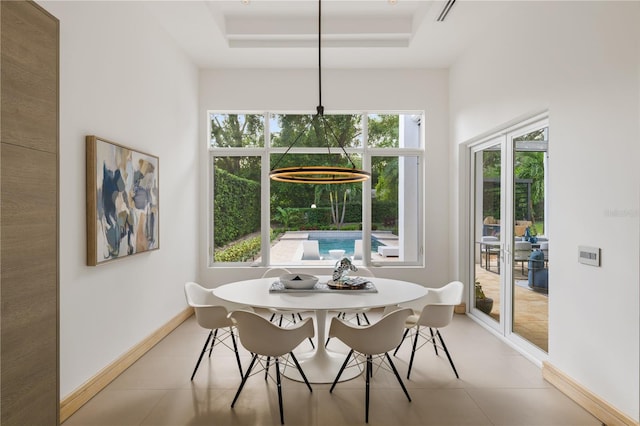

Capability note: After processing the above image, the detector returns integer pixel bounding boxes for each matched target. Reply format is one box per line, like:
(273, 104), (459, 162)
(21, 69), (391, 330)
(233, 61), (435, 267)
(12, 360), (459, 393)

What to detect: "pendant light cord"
(270, 0), (365, 175)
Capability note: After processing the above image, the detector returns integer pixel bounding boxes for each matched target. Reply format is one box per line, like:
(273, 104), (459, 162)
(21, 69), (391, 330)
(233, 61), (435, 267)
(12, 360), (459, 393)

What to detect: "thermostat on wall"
(578, 246), (601, 267)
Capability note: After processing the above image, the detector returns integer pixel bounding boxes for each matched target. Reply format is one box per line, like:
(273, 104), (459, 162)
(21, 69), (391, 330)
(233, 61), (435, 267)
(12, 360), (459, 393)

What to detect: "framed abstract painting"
(86, 135), (159, 266)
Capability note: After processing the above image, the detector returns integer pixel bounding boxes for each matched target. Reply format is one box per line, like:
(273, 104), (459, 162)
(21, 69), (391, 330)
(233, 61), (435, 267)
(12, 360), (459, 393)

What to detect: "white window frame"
(208, 110), (425, 268)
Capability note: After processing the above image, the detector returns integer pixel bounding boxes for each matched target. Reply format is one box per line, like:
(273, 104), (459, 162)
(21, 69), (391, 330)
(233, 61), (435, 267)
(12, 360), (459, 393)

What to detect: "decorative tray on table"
(269, 277), (377, 293)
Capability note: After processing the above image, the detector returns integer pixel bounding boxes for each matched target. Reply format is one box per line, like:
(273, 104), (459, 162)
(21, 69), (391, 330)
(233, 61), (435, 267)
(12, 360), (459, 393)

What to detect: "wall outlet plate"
(578, 246), (601, 266)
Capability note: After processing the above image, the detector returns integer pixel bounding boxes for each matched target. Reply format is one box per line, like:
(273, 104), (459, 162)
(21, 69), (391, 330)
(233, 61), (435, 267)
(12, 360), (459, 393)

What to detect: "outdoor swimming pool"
(308, 231), (384, 258)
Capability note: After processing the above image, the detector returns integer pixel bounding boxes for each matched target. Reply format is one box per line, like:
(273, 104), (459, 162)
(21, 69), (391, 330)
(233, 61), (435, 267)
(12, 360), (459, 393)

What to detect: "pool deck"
(268, 231), (399, 265)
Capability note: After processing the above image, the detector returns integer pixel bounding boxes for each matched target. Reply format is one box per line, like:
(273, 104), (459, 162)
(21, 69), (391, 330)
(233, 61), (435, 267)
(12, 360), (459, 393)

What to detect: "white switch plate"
(578, 246), (601, 266)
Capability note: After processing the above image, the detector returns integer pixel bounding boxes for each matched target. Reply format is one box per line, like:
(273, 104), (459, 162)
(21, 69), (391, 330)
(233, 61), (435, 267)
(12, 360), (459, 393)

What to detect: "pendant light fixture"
(269, 0), (371, 185)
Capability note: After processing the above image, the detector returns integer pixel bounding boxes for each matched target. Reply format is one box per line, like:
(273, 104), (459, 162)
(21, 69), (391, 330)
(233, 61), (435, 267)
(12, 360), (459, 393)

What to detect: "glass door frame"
(466, 112), (549, 362)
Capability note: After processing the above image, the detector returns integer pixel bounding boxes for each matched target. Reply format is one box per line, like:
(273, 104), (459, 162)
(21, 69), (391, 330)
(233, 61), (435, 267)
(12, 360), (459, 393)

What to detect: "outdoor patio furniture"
(528, 250), (548, 293)
(514, 241), (532, 274)
(377, 245), (399, 257)
(352, 239), (363, 260)
(301, 240), (322, 260)
(480, 236), (500, 272)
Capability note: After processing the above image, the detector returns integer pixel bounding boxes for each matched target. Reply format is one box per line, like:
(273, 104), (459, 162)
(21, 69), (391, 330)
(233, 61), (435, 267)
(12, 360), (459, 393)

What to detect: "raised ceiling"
(144, 0), (515, 69)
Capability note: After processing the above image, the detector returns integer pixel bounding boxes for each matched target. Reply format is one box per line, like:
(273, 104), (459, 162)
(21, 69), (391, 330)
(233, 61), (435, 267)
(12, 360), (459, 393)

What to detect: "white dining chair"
(229, 310), (314, 424)
(329, 307), (413, 423)
(262, 268), (315, 349)
(391, 281), (463, 379)
(325, 266), (375, 347)
(184, 281), (252, 380)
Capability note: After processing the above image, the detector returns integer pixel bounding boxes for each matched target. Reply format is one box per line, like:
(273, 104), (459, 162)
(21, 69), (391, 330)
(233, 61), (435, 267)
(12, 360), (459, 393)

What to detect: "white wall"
(450, 1), (639, 421)
(39, 1), (200, 398)
(198, 69), (451, 288)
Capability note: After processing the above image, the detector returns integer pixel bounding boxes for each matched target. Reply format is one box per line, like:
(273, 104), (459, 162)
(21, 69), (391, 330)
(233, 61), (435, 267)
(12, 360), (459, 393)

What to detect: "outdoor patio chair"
(301, 240), (322, 260)
(352, 239), (363, 260)
(514, 241), (532, 274)
(480, 236), (500, 272)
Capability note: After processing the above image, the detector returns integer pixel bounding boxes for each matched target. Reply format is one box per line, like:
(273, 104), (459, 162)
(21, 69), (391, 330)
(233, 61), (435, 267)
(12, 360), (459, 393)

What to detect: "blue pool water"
(308, 232), (384, 258)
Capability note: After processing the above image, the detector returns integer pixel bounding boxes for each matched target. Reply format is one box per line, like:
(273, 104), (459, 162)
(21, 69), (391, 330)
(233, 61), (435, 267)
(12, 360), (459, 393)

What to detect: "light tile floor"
(63, 310), (601, 426)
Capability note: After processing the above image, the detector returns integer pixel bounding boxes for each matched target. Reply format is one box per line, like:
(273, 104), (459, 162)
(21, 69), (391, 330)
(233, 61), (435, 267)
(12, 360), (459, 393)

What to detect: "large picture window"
(209, 112), (424, 267)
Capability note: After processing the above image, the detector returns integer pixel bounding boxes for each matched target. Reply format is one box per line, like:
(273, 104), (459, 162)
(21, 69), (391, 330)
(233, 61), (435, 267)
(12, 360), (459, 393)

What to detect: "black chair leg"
(330, 349), (353, 392)
(386, 352), (411, 402)
(275, 358), (284, 424)
(289, 352), (313, 393)
(394, 328), (409, 355)
(437, 330), (459, 378)
(231, 354), (257, 407)
(407, 326), (420, 379)
(191, 330), (213, 380)
(362, 312), (371, 325)
(265, 356), (271, 380)
(365, 355), (372, 423)
(429, 327), (438, 355)
(230, 327), (243, 377)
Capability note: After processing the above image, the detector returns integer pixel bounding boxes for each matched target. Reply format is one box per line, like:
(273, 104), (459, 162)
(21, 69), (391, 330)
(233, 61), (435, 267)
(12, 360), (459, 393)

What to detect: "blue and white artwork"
(87, 136), (159, 265)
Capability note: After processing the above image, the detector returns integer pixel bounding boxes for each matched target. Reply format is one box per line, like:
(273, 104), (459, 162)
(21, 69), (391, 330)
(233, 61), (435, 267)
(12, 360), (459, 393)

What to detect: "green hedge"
(213, 167), (261, 247)
(214, 229), (280, 262)
(214, 235), (261, 262)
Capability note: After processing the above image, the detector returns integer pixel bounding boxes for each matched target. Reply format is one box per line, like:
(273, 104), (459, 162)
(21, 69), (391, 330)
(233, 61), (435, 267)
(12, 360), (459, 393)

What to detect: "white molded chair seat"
(229, 310), (314, 424)
(184, 281), (252, 380)
(391, 281), (463, 380)
(329, 307), (413, 423)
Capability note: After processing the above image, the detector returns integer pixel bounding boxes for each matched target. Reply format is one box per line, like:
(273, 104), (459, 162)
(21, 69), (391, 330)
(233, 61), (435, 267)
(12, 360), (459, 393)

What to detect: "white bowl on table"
(279, 273), (319, 289)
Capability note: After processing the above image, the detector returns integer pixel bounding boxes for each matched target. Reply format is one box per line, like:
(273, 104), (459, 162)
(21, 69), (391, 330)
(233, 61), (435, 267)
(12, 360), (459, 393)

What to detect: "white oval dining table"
(213, 275), (427, 383)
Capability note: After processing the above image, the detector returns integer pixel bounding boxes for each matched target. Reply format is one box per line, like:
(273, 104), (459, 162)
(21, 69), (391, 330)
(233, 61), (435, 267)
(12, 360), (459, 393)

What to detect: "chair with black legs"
(328, 307), (413, 423)
(229, 310), (315, 424)
(184, 281), (251, 380)
(262, 268), (315, 349)
(391, 280), (463, 380)
(325, 266), (375, 347)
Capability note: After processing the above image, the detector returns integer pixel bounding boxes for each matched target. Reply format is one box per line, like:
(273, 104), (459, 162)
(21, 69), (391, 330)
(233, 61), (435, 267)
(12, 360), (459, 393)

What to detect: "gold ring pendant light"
(269, 0), (371, 185)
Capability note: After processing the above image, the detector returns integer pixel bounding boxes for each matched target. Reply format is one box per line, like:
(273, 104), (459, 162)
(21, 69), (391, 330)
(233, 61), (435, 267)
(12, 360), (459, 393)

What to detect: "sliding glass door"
(469, 115), (549, 357)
